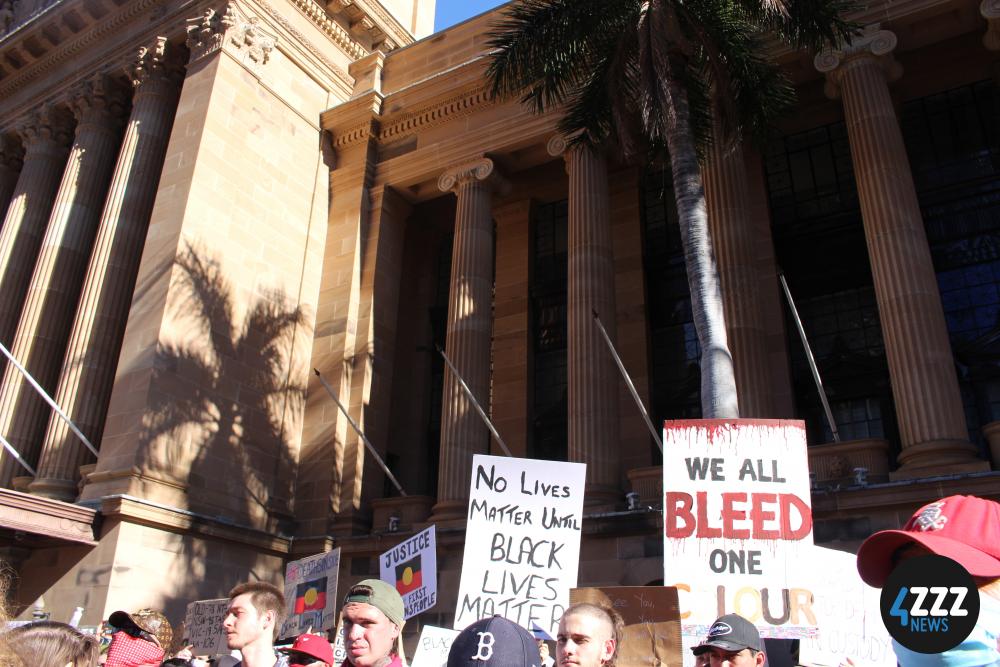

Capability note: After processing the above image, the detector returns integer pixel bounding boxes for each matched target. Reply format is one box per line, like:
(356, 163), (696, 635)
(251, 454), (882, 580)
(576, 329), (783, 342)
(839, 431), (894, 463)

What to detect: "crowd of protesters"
(0, 494), (997, 667)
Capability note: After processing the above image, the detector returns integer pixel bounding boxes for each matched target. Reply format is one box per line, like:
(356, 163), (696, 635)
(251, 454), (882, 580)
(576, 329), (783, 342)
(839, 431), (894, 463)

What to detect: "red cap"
(856, 495), (1000, 587)
(280, 633), (334, 666)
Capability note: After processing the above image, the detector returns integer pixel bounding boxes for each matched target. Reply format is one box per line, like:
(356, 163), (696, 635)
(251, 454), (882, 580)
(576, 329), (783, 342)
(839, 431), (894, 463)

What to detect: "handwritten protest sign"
(797, 546), (894, 667)
(281, 548), (341, 637)
(332, 620), (347, 666)
(410, 625), (461, 667)
(183, 598), (229, 656)
(571, 587), (682, 667)
(454, 454), (586, 638)
(380, 525), (438, 619)
(663, 419), (816, 638)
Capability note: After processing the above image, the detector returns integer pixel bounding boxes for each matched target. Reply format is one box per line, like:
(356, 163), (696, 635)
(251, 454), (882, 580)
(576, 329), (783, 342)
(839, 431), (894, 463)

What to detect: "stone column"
(548, 136), (621, 505)
(432, 157), (506, 522)
(704, 137), (774, 417)
(815, 27), (987, 476)
(0, 75), (126, 488)
(0, 106), (72, 347)
(0, 136), (23, 216)
(30, 40), (182, 501)
(491, 199), (534, 458)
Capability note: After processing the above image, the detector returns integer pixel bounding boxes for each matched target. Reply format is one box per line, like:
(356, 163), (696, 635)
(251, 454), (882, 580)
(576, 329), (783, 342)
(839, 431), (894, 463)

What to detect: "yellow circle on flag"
(304, 588), (319, 606)
(402, 567), (413, 586)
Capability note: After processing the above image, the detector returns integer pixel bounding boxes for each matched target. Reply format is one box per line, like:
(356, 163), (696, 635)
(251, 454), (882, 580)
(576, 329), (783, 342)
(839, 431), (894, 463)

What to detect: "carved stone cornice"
(0, 0), (161, 104)
(14, 104), (72, 151)
(983, 0), (1000, 51)
(256, 0), (351, 89)
(437, 156), (509, 195)
(327, 0), (411, 51)
(67, 74), (128, 129)
(379, 85), (496, 144)
(321, 91), (383, 150)
(186, 2), (277, 70)
(285, 0), (366, 60)
(814, 25), (902, 98)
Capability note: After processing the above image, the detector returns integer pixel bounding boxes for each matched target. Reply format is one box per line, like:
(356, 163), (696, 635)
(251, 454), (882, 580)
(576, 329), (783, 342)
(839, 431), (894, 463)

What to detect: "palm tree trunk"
(662, 68), (740, 419)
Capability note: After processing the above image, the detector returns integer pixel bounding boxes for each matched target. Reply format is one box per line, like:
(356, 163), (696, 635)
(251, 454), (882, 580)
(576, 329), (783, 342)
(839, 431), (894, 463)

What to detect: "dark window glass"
(531, 201), (568, 461)
(641, 171), (701, 463)
(903, 80), (1000, 442)
(764, 123), (898, 449)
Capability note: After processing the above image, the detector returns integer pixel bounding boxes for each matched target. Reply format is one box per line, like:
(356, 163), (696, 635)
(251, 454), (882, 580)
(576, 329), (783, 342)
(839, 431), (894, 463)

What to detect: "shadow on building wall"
(131, 240), (310, 623)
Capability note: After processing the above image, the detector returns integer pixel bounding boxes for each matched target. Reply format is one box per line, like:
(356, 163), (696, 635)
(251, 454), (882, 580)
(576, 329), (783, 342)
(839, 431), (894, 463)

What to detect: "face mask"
(892, 590), (1000, 667)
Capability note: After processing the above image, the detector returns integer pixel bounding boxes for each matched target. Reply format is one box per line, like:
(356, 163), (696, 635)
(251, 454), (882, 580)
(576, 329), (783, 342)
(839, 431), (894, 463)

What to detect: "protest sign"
(281, 548), (341, 637)
(380, 525), (438, 619)
(183, 598), (230, 656)
(410, 625), (461, 667)
(332, 620), (347, 666)
(570, 586), (682, 667)
(662, 419), (816, 638)
(454, 454), (586, 638)
(797, 546), (894, 667)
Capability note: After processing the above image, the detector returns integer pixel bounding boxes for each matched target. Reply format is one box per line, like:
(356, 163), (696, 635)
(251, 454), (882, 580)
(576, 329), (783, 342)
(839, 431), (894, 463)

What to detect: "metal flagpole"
(592, 310), (664, 453)
(0, 431), (36, 476)
(778, 272), (841, 442)
(435, 344), (513, 457)
(0, 340), (99, 458)
(312, 368), (408, 496)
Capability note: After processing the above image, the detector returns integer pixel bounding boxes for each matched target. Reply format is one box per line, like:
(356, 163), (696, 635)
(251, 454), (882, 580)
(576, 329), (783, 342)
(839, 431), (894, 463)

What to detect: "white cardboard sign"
(454, 454), (586, 637)
(662, 419), (817, 638)
(379, 525), (438, 619)
(410, 625), (461, 667)
(280, 548), (341, 637)
(797, 546), (895, 667)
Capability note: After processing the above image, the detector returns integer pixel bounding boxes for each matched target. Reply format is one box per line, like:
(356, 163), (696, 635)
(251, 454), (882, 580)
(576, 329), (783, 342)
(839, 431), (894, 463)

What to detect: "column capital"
(983, 0), (1000, 50)
(814, 25), (902, 98)
(186, 3), (277, 70)
(437, 156), (509, 195)
(14, 105), (73, 152)
(127, 37), (185, 90)
(67, 75), (128, 129)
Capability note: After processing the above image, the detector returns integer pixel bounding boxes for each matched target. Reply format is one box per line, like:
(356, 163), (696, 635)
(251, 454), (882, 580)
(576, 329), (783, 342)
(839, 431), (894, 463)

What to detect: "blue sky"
(434, 0), (507, 32)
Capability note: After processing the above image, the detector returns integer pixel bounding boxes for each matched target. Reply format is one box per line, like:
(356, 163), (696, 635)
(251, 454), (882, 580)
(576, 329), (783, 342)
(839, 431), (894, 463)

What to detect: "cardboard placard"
(662, 419), (817, 638)
(281, 548), (342, 637)
(796, 547), (894, 667)
(183, 598), (230, 656)
(410, 625), (461, 667)
(380, 525), (438, 619)
(570, 587), (682, 667)
(454, 454), (586, 637)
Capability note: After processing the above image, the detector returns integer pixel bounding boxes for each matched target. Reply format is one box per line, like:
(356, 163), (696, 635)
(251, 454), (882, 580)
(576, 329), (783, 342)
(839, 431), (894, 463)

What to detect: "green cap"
(343, 579), (405, 627)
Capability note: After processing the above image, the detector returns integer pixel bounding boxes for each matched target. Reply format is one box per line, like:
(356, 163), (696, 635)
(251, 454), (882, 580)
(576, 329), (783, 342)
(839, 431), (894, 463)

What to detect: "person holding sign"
(342, 580), (406, 667)
(690, 614), (765, 667)
(556, 603), (623, 667)
(447, 616), (542, 667)
(224, 582), (289, 667)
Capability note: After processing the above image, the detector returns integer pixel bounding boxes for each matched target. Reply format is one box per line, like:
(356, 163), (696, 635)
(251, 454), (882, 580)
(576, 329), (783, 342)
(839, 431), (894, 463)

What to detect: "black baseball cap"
(448, 616), (541, 667)
(691, 614), (762, 655)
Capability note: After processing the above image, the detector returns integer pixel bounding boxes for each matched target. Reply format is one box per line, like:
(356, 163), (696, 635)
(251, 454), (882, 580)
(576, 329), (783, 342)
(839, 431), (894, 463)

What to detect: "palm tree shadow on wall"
(133, 241), (309, 623)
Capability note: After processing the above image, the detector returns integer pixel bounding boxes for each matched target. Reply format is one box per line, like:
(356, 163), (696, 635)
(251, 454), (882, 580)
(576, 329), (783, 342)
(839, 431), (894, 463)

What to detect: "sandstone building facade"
(0, 0), (998, 640)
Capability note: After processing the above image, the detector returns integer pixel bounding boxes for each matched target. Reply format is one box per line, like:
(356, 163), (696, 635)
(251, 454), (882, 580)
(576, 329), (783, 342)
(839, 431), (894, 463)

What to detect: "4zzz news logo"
(880, 555), (980, 653)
